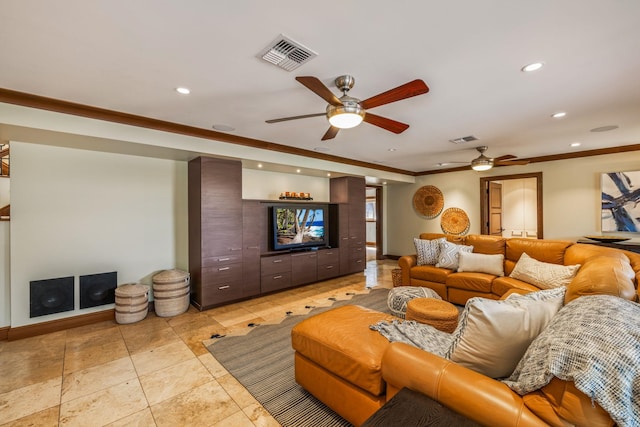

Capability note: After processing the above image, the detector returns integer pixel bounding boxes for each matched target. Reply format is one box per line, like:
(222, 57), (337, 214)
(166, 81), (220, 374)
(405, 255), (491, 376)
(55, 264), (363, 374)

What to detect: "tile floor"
(0, 257), (396, 427)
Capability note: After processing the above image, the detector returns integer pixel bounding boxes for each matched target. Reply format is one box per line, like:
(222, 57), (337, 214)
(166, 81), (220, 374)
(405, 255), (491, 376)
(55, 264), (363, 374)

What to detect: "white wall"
(242, 169), (330, 201)
(0, 178), (9, 208)
(0, 222), (9, 327)
(386, 150), (640, 256)
(502, 178), (537, 238)
(9, 142), (188, 327)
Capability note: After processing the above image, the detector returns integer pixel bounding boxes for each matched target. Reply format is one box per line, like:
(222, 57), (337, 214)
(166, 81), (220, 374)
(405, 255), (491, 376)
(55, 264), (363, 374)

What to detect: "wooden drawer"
(202, 254), (243, 267)
(261, 272), (292, 293)
(317, 249), (340, 265)
(349, 245), (366, 259)
(261, 254), (291, 275)
(200, 280), (243, 306)
(348, 257), (365, 272)
(317, 263), (340, 281)
(202, 263), (242, 284)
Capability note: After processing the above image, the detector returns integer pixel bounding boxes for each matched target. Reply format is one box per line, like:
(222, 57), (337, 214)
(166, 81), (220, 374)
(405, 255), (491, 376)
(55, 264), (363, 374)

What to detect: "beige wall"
(385, 150), (640, 256)
(242, 169), (330, 201)
(9, 142), (189, 327)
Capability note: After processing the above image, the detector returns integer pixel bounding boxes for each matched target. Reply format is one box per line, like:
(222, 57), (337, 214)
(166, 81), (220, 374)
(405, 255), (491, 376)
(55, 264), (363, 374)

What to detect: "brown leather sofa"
(398, 233), (640, 305)
(291, 235), (640, 426)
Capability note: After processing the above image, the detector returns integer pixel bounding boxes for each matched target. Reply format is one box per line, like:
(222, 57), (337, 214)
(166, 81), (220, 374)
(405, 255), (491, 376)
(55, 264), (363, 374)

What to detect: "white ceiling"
(2, 0), (640, 173)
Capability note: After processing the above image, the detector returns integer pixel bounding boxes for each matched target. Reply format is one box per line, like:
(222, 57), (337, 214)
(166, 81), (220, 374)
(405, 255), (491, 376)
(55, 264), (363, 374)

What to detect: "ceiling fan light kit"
(327, 97), (365, 129)
(267, 74), (429, 140)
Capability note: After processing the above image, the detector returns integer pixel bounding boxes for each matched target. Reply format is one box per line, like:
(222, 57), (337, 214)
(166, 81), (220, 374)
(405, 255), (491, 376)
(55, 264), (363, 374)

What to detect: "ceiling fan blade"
(363, 113), (409, 134)
(296, 76), (342, 106)
(265, 112), (326, 124)
(493, 154), (517, 161)
(321, 126), (340, 141)
(494, 159), (530, 166)
(361, 79), (429, 110)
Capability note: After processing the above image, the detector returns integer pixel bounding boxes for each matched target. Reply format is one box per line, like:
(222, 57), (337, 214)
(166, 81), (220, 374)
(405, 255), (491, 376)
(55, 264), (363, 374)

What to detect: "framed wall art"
(601, 171), (640, 233)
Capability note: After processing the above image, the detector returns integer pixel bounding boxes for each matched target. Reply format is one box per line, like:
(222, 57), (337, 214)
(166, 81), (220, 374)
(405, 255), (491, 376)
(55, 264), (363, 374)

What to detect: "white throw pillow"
(510, 252), (580, 289)
(435, 240), (473, 270)
(446, 287), (565, 379)
(414, 237), (445, 266)
(457, 252), (505, 276)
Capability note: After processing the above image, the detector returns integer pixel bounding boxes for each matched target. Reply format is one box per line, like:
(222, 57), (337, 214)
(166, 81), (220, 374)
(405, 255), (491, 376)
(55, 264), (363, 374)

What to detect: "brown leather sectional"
(292, 234), (640, 426)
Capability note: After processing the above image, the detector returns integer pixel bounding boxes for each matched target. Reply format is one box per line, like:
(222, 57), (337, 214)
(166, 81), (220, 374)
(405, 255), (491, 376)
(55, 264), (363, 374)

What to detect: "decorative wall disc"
(413, 185), (444, 219)
(440, 207), (470, 235)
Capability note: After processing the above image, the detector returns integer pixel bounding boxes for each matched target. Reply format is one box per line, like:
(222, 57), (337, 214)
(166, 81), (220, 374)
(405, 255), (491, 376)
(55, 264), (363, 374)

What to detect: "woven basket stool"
(152, 269), (190, 317)
(115, 283), (150, 324)
(387, 286), (441, 319)
(405, 298), (459, 333)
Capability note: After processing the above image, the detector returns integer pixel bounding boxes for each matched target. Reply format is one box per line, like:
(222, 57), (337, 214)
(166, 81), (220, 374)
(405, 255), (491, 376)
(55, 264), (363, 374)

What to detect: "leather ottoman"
(291, 305), (396, 426)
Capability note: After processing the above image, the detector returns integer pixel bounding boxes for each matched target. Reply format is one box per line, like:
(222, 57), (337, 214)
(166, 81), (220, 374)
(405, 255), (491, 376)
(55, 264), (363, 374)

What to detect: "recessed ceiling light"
(313, 147), (330, 152)
(590, 125), (619, 132)
(521, 62), (544, 72)
(437, 162), (450, 167)
(212, 124), (235, 132)
(388, 148), (397, 152)
(551, 111), (567, 119)
(175, 87), (190, 95)
(570, 142), (581, 147)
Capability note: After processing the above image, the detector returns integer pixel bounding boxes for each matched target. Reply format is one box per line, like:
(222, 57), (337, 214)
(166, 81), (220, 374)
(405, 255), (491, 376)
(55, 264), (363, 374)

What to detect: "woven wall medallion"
(413, 185), (444, 219)
(440, 207), (470, 235)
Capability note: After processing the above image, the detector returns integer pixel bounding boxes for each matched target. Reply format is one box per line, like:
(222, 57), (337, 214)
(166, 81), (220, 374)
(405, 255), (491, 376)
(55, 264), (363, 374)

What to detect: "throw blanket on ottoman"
(503, 295), (640, 427)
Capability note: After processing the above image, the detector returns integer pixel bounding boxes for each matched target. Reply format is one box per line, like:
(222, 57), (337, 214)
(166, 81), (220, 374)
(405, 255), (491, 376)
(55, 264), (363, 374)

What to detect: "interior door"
(488, 182), (503, 236)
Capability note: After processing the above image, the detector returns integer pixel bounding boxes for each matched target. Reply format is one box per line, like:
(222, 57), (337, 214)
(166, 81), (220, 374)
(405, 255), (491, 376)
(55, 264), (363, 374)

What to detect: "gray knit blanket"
(503, 295), (640, 427)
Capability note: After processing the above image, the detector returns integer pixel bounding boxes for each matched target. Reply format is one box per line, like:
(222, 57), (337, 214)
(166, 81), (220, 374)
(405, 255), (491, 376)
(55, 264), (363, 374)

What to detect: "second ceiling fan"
(266, 75), (429, 140)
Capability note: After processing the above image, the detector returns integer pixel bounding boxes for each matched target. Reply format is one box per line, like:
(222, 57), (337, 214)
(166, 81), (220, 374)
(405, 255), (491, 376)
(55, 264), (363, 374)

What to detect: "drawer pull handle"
(218, 267), (230, 271)
(248, 246), (259, 250)
(230, 247), (242, 251)
(273, 259), (283, 263)
(326, 265), (334, 269)
(219, 258), (230, 262)
(218, 285), (230, 290)
(273, 275), (283, 279)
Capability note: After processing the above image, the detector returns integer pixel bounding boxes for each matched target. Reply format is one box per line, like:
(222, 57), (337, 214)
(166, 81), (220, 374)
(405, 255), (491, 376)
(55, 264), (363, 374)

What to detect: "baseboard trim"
(384, 254), (401, 260)
(0, 326), (9, 341)
(6, 309), (115, 341)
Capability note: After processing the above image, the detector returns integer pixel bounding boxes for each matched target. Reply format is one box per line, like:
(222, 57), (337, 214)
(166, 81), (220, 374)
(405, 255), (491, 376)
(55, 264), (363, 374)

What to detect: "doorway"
(480, 172), (543, 239)
(366, 185), (383, 260)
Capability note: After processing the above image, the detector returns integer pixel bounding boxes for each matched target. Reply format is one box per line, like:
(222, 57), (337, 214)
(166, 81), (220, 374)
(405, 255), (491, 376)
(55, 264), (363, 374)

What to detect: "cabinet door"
(242, 200), (262, 298)
(291, 252), (318, 286)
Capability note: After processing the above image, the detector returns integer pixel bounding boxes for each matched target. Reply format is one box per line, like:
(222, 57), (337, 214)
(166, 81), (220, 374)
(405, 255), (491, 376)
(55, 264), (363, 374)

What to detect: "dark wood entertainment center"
(188, 156), (366, 310)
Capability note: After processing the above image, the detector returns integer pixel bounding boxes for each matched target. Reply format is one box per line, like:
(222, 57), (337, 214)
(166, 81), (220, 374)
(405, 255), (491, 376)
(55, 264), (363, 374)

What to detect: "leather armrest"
(398, 255), (417, 286)
(381, 342), (548, 427)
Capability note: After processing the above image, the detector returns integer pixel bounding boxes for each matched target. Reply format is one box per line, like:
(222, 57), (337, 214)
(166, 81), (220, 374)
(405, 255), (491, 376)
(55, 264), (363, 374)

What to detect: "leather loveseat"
(291, 235), (640, 426)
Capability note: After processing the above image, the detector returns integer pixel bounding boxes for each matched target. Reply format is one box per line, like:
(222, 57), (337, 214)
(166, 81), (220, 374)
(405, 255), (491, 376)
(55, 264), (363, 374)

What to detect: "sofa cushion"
(457, 252), (504, 276)
(291, 305), (395, 396)
(410, 265), (453, 283)
(436, 240), (474, 270)
(446, 272), (494, 293)
(510, 253), (580, 289)
(464, 234), (506, 255)
(505, 238), (573, 275)
(414, 237), (446, 266)
(492, 276), (541, 297)
(446, 287), (565, 379)
(565, 255), (636, 303)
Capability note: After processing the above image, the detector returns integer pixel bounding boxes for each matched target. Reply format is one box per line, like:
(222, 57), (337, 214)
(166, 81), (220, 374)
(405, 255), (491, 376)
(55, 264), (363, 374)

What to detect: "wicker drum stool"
(387, 286), (441, 319)
(405, 298), (459, 333)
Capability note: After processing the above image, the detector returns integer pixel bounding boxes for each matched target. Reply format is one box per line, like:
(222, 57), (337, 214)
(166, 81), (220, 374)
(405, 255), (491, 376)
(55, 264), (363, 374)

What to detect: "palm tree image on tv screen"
(274, 207), (326, 248)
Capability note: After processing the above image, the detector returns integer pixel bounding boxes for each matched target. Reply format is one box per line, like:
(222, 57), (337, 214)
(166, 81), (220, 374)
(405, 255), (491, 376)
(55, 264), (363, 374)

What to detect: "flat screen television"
(271, 204), (328, 251)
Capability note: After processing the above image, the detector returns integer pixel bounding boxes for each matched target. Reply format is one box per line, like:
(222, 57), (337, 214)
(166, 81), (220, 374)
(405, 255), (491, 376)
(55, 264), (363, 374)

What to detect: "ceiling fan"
(442, 146), (530, 171)
(266, 75), (429, 140)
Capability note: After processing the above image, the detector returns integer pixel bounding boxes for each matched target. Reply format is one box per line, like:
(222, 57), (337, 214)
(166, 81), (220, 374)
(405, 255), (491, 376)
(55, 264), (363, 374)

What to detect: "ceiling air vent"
(258, 34), (318, 71)
(449, 135), (478, 144)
